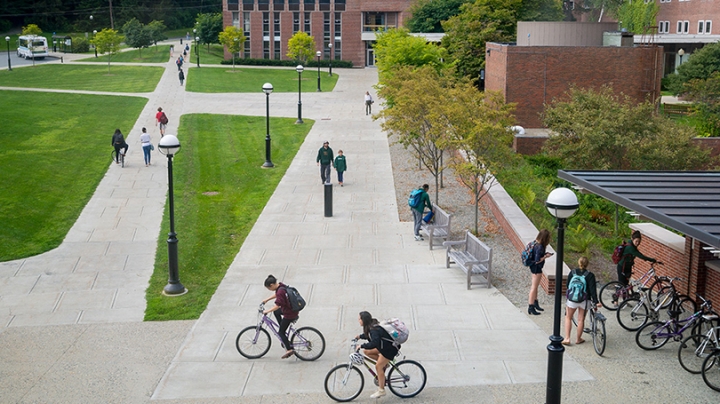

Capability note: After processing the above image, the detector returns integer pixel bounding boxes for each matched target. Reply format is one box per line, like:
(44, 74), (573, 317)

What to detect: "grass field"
(144, 114), (313, 321)
(0, 91), (147, 261)
(189, 43), (226, 65)
(186, 66), (338, 93)
(0, 64), (163, 92)
(78, 45), (172, 63)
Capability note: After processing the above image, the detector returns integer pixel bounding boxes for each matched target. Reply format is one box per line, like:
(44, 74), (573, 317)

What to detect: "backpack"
(521, 240), (537, 267)
(408, 189), (423, 208)
(159, 112), (169, 125)
(379, 318), (409, 347)
(566, 269), (588, 303)
(611, 241), (628, 264)
(281, 285), (306, 312)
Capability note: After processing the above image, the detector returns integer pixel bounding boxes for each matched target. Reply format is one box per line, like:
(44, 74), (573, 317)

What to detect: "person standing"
(176, 56), (183, 71)
(411, 184), (433, 241)
(178, 69), (185, 86)
(139, 127), (152, 167)
(563, 257), (600, 345)
(261, 275), (299, 359)
(527, 229), (552, 315)
(617, 230), (658, 286)
(334, 150), (347, 186)
(364, 91), (373, 115)
(156, 107), (167, 137)
(316, 141), (334, 184)
(111, 129), (128, 164)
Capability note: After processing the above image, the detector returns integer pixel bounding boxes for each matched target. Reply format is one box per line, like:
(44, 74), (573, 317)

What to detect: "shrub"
(220, 57), (353, 68)
(71, 36), (90, 53)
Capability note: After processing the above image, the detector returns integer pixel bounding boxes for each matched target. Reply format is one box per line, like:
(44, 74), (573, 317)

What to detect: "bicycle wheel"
(701, 351), (720, 392)
(593, 314), (607, 356)
(678, 334), (716, 374)
(387, 360), (427, 398)
(599, 281), (624, 311)
(692, 317), (720, 338)
(647, 277), (670, 304)
(111, 150), (119, 164)
(617, 298), (649, 331)
(291, 326), (326, 361)
(636, 321), (671, 350)
(324, 364), (364, 402)
(235, 326), (271, 359)
(120, 152), (125, 167)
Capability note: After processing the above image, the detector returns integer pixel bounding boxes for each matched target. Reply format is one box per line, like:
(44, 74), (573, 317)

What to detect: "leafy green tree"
(146, 20), (168, 46)
(92, 28), (124, 73)
(195, 13), (223, 52)
(287, 31), (316, 63)
(122, 18), (153, 57)
(218, 26), (246, 70)
(374, 28), (446, 86)
(666, 42), (720, 95)
(542, 86), (713, 170)
(406, 0), (471, 33)
(682, 72), (720, 137)
(21, 24), (43, 66)
(577, 0), (624, 22)
(616, 0), (658, 34)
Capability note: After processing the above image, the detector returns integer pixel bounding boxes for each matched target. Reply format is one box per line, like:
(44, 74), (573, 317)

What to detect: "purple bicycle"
(235, 303), (325, 361)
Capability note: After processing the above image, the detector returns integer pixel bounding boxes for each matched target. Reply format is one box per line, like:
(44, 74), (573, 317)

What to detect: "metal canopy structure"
(558, 171), (720, 248)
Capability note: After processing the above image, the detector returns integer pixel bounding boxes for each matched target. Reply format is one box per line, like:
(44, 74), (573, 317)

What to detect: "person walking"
(261, 275), (298, 359)
(178, 69), (185, 86)
(355, 311), (401, 399)
(156, 107), (168, 137)
(527, 229), (552, 315)
(563, 257), (600, 345)
(316, 141), (334, 184)
(334, 150), (347, 186)
(111, 129), (128, 164)
(364, 91), (373, 115)
(176, 56), (183, 71)
(410, 184), (433, 241)
(139, 127), (152, 166)
(617, 230), (658, 287)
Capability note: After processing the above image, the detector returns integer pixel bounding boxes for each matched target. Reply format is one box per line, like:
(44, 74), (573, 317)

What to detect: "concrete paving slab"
(152, 361), (254, 400)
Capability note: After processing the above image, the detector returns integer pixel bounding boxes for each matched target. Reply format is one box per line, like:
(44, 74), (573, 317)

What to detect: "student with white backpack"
(563, 257), (600, 346)
(355, 311), (407, 399)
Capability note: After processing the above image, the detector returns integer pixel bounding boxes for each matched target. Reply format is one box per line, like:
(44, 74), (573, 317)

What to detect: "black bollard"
(324, 182), (332, 217)
(180, 38), (183, 45)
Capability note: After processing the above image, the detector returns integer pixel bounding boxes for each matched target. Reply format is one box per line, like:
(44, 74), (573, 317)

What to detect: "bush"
(71, 36), (90, 53)
(220, 57), (353, 68)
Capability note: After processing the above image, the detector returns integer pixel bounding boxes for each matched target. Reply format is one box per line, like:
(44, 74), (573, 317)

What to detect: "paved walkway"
(0, 41), (593, 401)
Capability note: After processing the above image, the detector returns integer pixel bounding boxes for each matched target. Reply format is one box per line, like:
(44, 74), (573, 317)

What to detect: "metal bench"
(443, 231), (492, 289)
(420, 205), (451, 250)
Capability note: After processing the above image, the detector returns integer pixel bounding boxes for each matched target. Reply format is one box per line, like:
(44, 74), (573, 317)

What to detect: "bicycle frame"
(617, 266), (658, 300)
(250, 306), (306, 349)
(345, 340), (408, 386)
(651, 303), (710, 339)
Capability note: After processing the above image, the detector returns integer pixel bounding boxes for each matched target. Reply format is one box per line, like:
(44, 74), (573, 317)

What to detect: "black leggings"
(617, 264), (631, 286)
(113, 143), (128, 161)
(273, 311), (294, 351)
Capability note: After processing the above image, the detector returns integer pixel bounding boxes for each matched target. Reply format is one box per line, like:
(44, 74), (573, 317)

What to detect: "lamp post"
(328, 42), (332, 76)
(262, 82), (274, 168)
(678, 48), (685, 68)
(158, 135), (186, 296)
(93, 30), (98, 57)
(195, 36), (200, 67)
(296, 65), (304, 124)
(5, 36), (11, 71)
(544, 187), (579, 404)
(316, 50), (322, 92)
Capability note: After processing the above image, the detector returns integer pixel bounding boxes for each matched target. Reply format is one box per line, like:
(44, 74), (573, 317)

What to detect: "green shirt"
(412, 190), (432, 213)
(334, 155), (347, 172)
(619, 241), (656, 270)
(316, 146), (334, 165)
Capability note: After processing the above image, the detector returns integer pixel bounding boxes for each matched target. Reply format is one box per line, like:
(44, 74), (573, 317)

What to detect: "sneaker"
(414, 235), (424, 241)
(370, 389), (386, 398)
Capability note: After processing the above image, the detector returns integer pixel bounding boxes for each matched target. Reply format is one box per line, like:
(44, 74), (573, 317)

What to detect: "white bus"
(17, 35), (49, 59)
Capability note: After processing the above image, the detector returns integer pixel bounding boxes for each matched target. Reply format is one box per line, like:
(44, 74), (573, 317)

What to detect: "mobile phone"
(547, 252), (554, 256)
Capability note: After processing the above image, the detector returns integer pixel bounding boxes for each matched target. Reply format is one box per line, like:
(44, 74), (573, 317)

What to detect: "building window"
(232, 12), (240, 28)
(304, 0), (315, 11)
(677, 20), (689, 34)
(274, 40), (281, 59)
(289, 0), (300, 11)
(658, 21), (669, 34)
(699, 20), (705, 34)
(324, 12), (331, 58)
(228, 0), (240, 11)
(264, 41), (270, 59)
(274, 0), (284, 10)
(243, 0), (254, 11)
(707, 21), (713, 34)
(243, 12), (251, 58)
(334, 12), (341, 38)
(293, 12), (300, 33)
(363, 12), (398, 32)
(274, 12), (280, 34)
(304, 12), (311, 32)
(660, 0), (670, 2)
(698, 20), (712, 34)
(335, 0), (345, 11)
(263, 12), (270, 37)
(319, 0), (330, 11)
(259, 0), (269, 11)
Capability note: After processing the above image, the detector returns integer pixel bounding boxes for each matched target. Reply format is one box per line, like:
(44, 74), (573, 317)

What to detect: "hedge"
(220, 57), (353, 68)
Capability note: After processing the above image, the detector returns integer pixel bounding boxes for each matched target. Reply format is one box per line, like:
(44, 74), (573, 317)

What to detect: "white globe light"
(158, 134), (181, 156)
(545, 187), (579, 219)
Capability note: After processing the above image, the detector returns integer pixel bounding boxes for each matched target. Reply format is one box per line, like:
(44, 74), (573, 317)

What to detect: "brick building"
(221, 0), (414, 67)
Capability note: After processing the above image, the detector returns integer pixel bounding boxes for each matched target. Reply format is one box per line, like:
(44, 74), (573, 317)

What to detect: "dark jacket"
(111, 132), (125, 145)
(317, 146), (334, 165)
(618, 241), (656, 274)
(566, 268), (599, 304)
(360, 325), (399, 359)
(530, 242), (546, 272)
(411, 189), (432, 213)
(334, 155), (347, 172)
(275, 283), (299, 320)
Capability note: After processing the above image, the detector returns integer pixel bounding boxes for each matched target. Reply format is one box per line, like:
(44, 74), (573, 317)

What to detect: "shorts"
(529, 264), (543, 275)
(566, 300), (589, 310)
(159, 123), (167, 130)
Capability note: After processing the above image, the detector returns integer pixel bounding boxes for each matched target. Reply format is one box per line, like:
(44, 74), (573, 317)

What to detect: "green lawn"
(0, 64), (163, 92)
(187, 66), (338, 93)
(0, 91), (147, 261)
(144, 114), (313, 321)
(78, 45), (172, 63)
(190, 43), (227, 65)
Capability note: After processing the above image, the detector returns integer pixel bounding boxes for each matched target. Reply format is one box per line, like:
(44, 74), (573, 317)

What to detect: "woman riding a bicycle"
(261, 274), (298, 359)
(355, 311), (399, 399)
(617, 230), (658, 287)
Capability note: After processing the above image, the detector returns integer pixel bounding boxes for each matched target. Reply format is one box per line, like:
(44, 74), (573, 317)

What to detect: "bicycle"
(678, 322), (720, 374)
(701, 346), (720, 392)
(616, 276), (695, 332)
(235, 303), (326, 361)
(568, 302), (607, 356)
(599, 263), (667, 311)
(324, 339), (427, 402)
(635, 295), (713, 350)
(111, 149), (125, 167)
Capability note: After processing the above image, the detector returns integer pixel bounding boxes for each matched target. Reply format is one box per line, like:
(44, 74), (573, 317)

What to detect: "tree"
(195, 13), (223, 52)
(122, 18), (153, 58)
(406, 0), (471, 33)
(682, 72), (720, 137)
(666, 41), (720, 95)
(92, 28), (124, 74)
(616, 0), (658, 34)
(21, 24), (43, 66)
(374, 28), (446, 87)
(287, 31), (316, 63)
(147, 20), (168, 47)
(542, 86), (713, 170)
(218, 26), (246, 70)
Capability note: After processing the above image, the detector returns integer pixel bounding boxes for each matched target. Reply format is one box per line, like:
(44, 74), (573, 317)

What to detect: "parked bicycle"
(235, 303), (325, 361)
(616, 276), (695, 331)
(701, 345), (720, 392)
(324, 339), (426, 402)
(678, 322), (720, 374)
(599, 263), (667, 311)
(635, 295), (713, 350)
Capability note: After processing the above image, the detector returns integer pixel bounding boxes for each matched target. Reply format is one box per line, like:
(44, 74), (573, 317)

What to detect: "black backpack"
(281, 285), (306, 312)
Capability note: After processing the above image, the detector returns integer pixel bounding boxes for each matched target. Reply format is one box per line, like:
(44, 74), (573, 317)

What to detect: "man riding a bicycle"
(261, 274), (298, 359)
(355, 311), (400, 399)
(111, 129), (128, 164)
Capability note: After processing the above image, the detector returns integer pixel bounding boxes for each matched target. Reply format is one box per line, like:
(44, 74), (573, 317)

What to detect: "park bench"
(420, 205), (452, 250)
(443, 231), (492, 289)
(662, 103), (691, 118)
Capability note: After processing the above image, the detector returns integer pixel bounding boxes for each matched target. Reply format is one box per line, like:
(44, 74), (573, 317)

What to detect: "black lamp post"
(316, 50), (322, 92)
(262, 82), (274, 168)
(296, 65), (304, 124)
(5, 36), (11, 71)
(93, 30), (98, 57)
(544, 187), (579, 404)
(328, 42), (332, 76)
(195, 36), (200, 67)
(158, 135), (186, 296)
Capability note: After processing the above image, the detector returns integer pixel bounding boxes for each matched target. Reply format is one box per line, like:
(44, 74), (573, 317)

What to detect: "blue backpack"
(566, 269), (588, 303)
(408, 189), (423, 208)
(521, 241), (537, 267)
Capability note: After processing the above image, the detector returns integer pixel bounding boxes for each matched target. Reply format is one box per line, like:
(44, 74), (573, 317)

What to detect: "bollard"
(61, 56), (63, 63)
(180, 38), (183, 45)
(324, 182), (333, 217)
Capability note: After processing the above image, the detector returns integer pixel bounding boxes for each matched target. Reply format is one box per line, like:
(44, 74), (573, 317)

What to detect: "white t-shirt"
(365, 93), (372, 102)
(140, 133), (151, 145)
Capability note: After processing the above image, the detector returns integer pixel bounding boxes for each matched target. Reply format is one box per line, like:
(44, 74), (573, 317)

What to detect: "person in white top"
(364, 91), (373, 115)
(140, 127), (152, 166)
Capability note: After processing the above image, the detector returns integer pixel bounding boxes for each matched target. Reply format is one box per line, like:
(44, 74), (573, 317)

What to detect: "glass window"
(243, 0), (254, 11)
(304, 12), (311, 32)
(683, 20), (689, 34)
(677, 20), (682, 34)
(274, 40), (281, 59)
(263, 12), (270, 37)
(334, 12), (341, 38)
(293, 12), (300, 33)
(274, 0), (285, 10)
(274, 12), (281, 35)
(304, 0), (315, 10)
(319, 0), (330, 11)
(334, 39), (340, 60)
(698, 21), (705, 34)
(264, 41), (270, 59)
(334, 0), (345, 11)
(232, 12), (240, 28)
(228, 0), (240, 10)
(259, 0), (269, 11)
(706, 21), (712, 34)
(289, 0), (300, 10)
